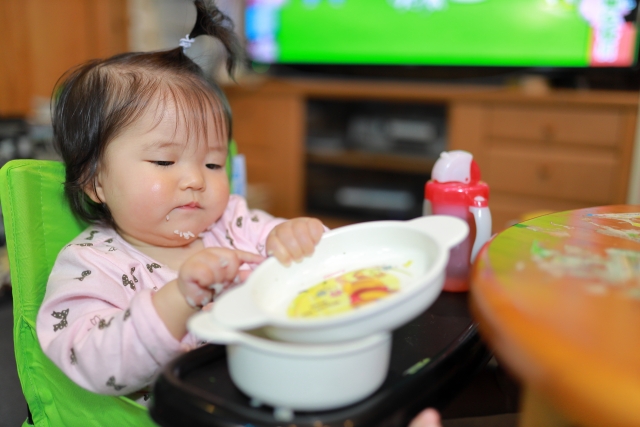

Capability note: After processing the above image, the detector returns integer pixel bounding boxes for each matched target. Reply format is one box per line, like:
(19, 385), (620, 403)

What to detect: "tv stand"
(224, 76), (638, 231)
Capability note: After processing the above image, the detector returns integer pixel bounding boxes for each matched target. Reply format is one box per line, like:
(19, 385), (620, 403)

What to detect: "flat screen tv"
(245, 0), (639, 69)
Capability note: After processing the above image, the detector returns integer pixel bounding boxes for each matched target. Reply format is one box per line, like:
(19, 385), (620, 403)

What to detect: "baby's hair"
(52, 0), (242, 227)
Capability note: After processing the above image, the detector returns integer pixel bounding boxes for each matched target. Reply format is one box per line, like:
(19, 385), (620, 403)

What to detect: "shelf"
(306, 150), (435, 175)
(227, 77), (639, 223)
(226, 77), (640, 107)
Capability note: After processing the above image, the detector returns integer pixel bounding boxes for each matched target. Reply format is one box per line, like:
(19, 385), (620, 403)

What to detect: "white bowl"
(188, 311), (392, 411)
(211, 215), (468, 343)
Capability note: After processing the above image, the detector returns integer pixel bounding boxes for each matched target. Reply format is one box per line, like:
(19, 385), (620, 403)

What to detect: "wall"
(0, 0), (243, 119)
(0, 0), (129, 118)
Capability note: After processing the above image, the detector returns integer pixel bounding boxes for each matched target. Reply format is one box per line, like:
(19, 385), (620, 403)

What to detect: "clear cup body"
(428, 202), (475, 292)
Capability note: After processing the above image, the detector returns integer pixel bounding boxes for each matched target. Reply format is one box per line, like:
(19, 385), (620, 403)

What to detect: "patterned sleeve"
(36, 244), (189, 395)
(210, 195), (287, 256)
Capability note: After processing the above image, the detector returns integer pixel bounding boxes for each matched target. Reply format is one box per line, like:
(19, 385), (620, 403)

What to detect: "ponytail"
(188, 0), (243, 77)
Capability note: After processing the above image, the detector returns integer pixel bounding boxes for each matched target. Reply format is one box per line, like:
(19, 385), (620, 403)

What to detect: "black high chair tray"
(150, 292), (490, 427)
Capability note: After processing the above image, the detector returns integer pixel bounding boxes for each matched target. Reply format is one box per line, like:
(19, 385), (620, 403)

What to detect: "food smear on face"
(287, 265), (407, 318)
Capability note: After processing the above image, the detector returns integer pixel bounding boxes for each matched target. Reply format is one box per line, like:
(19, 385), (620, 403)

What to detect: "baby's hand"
(408, 408), (441, 427)
(266, 217), (325, 266)
(177, 248), (265, 308)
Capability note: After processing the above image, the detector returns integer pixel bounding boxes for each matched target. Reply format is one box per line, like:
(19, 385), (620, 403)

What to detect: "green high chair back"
(0, 143), (239, 426)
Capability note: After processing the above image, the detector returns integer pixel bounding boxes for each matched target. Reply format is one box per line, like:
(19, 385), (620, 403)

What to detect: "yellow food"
(287, 266), (403, 318)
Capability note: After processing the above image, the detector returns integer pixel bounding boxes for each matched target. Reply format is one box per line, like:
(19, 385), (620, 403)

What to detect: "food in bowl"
(211, 215), (469, 343)
(287, 264), (410, 318)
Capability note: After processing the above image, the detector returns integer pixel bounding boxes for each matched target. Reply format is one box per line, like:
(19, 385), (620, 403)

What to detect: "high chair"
(0, 143), (240, 426)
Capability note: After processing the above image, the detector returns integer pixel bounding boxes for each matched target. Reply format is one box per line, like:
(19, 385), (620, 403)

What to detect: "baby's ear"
(84, 173), (106, 204)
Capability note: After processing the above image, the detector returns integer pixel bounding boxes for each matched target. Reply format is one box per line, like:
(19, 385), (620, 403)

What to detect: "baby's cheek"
(145, 184), (171, 205)
(150, 182), (162, 194)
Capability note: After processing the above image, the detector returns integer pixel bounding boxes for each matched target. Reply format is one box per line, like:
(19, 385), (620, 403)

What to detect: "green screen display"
(246, 0), (638, 67)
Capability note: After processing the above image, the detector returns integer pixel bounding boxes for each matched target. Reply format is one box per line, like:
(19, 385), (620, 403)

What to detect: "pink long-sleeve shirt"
(37, 195), (285, 395)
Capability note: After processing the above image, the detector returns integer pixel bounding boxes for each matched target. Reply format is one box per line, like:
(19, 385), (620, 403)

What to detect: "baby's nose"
(181, 167), (205, 190)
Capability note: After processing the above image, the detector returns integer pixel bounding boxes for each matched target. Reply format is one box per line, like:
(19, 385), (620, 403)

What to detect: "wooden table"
(471, 205), (640, 427)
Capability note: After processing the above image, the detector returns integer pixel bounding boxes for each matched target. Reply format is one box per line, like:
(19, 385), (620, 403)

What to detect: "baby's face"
(88, 100), (230, 248)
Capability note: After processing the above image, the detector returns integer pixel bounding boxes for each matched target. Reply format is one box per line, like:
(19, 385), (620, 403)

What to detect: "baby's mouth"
(165, 202), (201, 223)
(178, 202), (201, 209)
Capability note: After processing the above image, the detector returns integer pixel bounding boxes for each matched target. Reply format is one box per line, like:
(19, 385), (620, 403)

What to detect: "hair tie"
(179, 34), (196, 51)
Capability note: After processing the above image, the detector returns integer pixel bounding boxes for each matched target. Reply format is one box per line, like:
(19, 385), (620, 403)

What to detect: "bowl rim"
(241, 220), (450, 329)
(232, 329), (392, 356)
(189, 311), (392, 356)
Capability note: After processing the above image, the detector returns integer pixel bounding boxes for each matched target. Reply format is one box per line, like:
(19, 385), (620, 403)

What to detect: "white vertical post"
(627, 92), (640, 204)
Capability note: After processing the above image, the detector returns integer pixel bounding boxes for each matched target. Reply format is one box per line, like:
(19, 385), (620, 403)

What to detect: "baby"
(36, 0), (324, 399)
(36, 3), (455, 422)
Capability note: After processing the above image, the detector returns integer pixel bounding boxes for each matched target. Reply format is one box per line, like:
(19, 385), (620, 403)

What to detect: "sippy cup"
(423, 150), (491, 292)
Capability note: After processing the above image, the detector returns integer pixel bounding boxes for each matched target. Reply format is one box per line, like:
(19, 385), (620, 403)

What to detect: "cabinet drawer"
(487, 105), (622, 147)
(485, 146), (618, 204)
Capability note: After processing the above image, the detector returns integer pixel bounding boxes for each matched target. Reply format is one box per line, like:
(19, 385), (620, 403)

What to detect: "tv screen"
(246, 0), (639, 68)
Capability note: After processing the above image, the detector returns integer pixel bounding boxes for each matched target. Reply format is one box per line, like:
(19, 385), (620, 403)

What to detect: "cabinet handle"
(537, 164), (551, 181)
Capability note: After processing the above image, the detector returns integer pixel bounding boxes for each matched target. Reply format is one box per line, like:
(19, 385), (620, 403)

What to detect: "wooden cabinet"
(224, 77), (638, 231)
(486, 105), (623, 147)
(231, 92), (306, 217)
(0, 0), (129, 117)
(468, 102), (637, 229)
(486, 145), (618, 204)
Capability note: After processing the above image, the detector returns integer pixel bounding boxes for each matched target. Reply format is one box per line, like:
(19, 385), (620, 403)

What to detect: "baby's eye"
(151, 161), (174, 167)
(206, 164), (222, 170)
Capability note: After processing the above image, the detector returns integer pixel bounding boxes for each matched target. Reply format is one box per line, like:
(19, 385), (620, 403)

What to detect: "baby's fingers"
(184, 253), (230, 286)
(286, 218), (325, 260)
(178, 256), (226, 307)
(267, 232), (295, 266)
(408, 409), (441, 427)
(231, 249), (267, 266)
(267, 218), (326, 265)
(288, 218), (321, 259)
(199, 249), (265, 285)
(302, 218), (325, 252)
